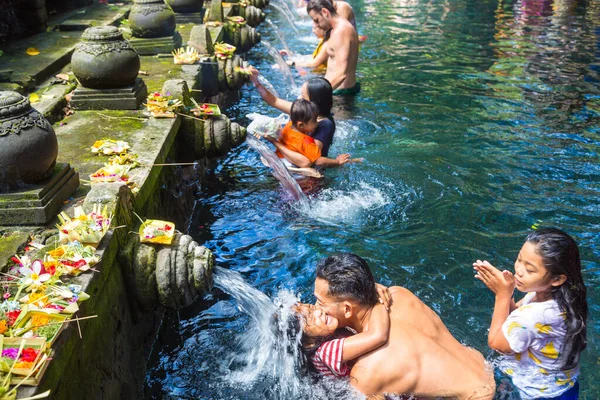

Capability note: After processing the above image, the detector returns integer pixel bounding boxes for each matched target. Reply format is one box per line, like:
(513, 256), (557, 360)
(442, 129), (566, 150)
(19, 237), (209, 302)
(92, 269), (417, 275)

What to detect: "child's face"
(296, 303), (339, 337)
(297, 118), (318, 134)
(513, 241), (558, 294)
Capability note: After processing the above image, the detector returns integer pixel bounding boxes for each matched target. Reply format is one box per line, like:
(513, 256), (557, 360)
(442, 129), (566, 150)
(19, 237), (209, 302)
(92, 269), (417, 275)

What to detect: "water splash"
(262, 39), (298, 91)
(269, 1), (301, 35)
(301, 181), (391, 224)
(246, 135), (309, 206)
(266, 18), (295, 57)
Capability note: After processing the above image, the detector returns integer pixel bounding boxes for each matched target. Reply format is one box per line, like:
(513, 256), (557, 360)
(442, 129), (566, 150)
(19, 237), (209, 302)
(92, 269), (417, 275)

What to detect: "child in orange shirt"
(264, 99), (352, 168)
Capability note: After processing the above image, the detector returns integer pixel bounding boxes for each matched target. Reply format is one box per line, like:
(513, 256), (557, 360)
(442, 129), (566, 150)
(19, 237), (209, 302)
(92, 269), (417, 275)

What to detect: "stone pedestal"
(174, 12), (204, 24)
(70, 77), (147, 110)
(129, 31), (183, 55)
(0, 163), (80, 226)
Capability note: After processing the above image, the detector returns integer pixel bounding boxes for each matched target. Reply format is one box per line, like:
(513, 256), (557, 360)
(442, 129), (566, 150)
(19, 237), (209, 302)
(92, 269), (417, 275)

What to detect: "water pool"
(146, 0), (600, 398)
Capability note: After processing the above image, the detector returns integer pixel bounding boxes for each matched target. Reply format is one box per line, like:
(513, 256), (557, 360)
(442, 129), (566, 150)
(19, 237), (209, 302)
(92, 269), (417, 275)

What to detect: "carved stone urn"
(71, 26), (140, 89)
(165, 0), (202, 13)
(129, 0), (177, 38)
(0, 91), (58, 190)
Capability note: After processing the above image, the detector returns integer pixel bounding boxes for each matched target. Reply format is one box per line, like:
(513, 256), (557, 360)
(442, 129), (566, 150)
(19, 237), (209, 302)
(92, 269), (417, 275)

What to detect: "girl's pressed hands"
(473, 260), (515, 298)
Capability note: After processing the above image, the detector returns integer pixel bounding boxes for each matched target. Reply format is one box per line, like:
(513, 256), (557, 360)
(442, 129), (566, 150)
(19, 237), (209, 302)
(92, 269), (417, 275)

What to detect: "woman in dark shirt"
(249, 69), (349, 167)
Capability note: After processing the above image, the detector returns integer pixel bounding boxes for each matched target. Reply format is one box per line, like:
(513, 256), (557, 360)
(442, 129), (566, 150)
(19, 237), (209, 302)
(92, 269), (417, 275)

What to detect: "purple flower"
(2, 348), (19, 359)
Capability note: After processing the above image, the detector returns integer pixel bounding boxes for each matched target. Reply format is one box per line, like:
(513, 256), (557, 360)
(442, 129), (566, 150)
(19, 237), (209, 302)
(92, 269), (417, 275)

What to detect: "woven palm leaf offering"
(45, 243), (99, 277)
(106, 152), (139, 168)
(0, 338), (46, 377)
(56, 205), (112, 247)
(137, 214), (175, 245)
(90, 139), (131, 155)
(11, 310), (69, 347)
(190, 98), (221, 117)
(214, 42), (236, 60)
(145, 92), (183, 118)
(172, 46), (201, 65)
(89, 163), (131, 183)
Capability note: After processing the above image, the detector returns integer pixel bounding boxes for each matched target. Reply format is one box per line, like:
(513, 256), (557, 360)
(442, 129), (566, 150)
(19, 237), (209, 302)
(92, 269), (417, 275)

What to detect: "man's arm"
(296, 42), (329, 68)
(327, 28), (352, 89)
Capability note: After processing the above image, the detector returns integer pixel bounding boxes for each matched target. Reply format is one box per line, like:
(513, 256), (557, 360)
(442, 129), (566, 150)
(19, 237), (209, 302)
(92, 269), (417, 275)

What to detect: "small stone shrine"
(129, 0), (183, 55)
(0, 91), (79, 225)
(70, 26), (148, 110)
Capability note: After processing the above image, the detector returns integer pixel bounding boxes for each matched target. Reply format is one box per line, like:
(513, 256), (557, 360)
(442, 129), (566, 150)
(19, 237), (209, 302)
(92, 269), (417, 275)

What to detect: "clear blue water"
(145, 0), (600, 398)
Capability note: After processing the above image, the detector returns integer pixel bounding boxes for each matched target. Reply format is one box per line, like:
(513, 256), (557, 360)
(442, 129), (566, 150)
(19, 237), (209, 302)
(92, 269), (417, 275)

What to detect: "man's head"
(314, 253), (378, 326)
(307, 0), (336, 31)
(290, 99), (318, 134)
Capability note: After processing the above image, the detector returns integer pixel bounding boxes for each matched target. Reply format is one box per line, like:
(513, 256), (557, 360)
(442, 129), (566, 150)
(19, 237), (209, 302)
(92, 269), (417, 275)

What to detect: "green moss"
(0, 231), (30, 271)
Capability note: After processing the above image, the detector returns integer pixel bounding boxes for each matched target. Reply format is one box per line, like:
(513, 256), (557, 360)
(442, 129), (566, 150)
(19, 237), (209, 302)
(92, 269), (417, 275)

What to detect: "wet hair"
(290, 99), (318, 126)
(315, 253), (379, 306)
(526, 228), (588, 370)
(307, 0), (337, 16)
(288, 309), (333, 376)
(306, 78), (333, 119)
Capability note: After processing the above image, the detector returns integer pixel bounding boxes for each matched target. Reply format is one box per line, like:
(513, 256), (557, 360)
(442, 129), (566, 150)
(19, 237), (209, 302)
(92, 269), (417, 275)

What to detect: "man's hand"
(375, 283), (392, 310)
(473, 260), (515, 298)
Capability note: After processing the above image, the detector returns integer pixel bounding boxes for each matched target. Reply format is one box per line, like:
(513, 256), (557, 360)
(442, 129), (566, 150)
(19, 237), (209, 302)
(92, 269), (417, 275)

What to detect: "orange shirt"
(276, 121), (321, 163)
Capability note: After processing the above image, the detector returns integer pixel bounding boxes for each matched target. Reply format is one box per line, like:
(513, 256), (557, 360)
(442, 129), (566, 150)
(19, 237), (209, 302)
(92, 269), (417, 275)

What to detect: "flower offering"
(91, 139), (131, 155)
(56, 205), (112, 246)
(146, 92), (183, 118)
(172, 46), (201, 65)
(214, 42), (236, 60)
(139, 219), (175, 245)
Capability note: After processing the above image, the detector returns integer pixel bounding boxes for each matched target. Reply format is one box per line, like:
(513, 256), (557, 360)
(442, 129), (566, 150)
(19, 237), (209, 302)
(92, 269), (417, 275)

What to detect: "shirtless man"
(313, 253), (495, 399)
(332, 0), (356, 29)
(306, 0), (359, 94)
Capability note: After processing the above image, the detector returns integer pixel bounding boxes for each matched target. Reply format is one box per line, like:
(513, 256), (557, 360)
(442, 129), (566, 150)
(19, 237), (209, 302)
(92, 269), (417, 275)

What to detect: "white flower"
(19, 260), (51, 287)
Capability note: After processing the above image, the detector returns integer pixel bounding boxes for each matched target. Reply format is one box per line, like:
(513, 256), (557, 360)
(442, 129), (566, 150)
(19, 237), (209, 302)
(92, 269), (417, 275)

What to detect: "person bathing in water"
(250, 71), (360, 169)
(297, 253), (495, 399)
(293, 283), (392, 378)
(306, 0), (360, 95)
(474, 228), (588, 399)
(258, 99), (354, 168)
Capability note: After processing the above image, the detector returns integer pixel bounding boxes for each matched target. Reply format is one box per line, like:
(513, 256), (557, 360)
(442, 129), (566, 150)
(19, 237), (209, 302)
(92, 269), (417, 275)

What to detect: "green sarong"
(333, 82), (361, 96)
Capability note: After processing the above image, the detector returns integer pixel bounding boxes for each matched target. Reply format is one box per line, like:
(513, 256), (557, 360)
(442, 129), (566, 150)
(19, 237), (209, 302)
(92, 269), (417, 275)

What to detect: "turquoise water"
(145, 0), (600, 398)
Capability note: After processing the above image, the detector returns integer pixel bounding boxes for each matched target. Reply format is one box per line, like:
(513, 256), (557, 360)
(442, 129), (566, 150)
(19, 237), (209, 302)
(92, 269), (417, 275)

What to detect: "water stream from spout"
(245, 135), (308, 206)
(266, 18), (295, 58)
(269, 1), (301, 36)
(262, 39), (298, 91)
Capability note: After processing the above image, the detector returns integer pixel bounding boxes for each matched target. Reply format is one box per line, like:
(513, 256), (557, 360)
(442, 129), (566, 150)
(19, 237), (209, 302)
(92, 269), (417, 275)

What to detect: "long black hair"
(287, 311), (332, 376)
(306, 77), (336, 131)
(526, 228), (588, 370)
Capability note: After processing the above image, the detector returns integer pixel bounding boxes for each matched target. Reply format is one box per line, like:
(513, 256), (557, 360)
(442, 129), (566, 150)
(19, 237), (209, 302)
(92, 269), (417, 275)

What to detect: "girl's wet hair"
(289, 306), (334, 376)
(526, 228), (588, 370)
(306, 77), (333, 118)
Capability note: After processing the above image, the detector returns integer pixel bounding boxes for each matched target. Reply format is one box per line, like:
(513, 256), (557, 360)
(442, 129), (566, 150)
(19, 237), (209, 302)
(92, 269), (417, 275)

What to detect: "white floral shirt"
(499, 292), (578, 399)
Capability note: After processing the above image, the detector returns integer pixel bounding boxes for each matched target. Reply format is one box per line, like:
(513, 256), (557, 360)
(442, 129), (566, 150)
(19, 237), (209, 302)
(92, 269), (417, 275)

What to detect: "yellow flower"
(505, 368), (514, 376)
(534, 323), (553, 334)
(0, 320), (7, 334)
(541, 342), (560, 359)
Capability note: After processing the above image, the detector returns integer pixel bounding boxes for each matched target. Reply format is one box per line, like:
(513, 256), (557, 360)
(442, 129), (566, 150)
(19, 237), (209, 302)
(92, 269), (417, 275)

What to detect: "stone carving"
(130, 0), (177, 38)
(72, 26), (140, 89)
(0, 91), (58, 190)
(123, 231), (214, 310)
(240, 5), (265, 27)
